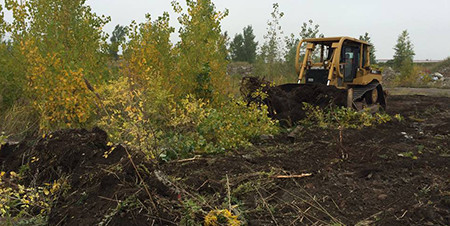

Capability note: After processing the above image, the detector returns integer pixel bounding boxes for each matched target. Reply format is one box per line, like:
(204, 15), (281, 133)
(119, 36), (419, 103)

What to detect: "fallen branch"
(272, 173), (312, 179)
(98, 196), (119, 203)
(174, 155), (202, 163)
(226, 174), (232, 211)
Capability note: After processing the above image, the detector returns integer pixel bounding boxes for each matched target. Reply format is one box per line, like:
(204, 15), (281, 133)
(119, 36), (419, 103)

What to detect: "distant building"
(377, 59), (391, 63)
(377, 59), (443, 64)
(413, 59), (443, 63)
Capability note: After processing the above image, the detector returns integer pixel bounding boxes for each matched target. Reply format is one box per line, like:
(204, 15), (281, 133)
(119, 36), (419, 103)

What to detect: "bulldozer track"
(352, 81), (380, 101)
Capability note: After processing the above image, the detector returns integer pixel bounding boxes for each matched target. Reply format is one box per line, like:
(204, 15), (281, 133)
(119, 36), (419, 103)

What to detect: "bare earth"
(1, 92), (449, 225)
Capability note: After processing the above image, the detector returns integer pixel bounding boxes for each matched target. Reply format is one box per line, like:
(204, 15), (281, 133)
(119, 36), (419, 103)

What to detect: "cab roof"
(302, 36), (371, 46)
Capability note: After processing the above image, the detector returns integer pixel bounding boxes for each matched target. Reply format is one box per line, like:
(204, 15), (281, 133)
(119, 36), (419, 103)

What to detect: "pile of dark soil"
(241, 76), (347, 126)
(2, 128), (110, 184)
(1, 128), (181, 225)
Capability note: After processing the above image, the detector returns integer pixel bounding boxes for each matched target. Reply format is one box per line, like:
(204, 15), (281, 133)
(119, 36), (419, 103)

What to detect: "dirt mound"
(2, 128), (114, 183)
(241, 76), (347, 126)
(0, 128), (181, 225)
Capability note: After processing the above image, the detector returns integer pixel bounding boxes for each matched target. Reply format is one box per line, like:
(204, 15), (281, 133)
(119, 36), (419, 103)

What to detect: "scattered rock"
(378, 194), (388, 200)
(260, 134), (274, 141)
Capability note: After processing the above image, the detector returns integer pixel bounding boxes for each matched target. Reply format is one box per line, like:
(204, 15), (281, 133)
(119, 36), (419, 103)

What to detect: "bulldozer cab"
(295, 37), (381, 89)
(342, 45), (360, 82)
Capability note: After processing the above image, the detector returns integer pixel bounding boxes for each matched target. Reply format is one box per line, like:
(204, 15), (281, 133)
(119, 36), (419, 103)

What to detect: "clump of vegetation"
(0, 171), (62, 222)
(173, 0), (230, 100)
(100, 80), (278, 160)
(204, 209), (241, 226)
(301, 103), (394, 158)
(0, 0), (279, 160)
(166, 96), (278, 158)
(98, 76), (171, 159)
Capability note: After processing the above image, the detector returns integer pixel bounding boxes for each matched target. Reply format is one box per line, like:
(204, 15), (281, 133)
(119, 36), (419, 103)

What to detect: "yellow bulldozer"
(295, 36), (386, 110)
(241, 36), (386, 126)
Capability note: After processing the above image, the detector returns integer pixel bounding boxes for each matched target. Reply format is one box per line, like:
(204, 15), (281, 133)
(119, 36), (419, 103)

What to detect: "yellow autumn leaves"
(23, 43), (94, 131)
(0, 171), (61, 217)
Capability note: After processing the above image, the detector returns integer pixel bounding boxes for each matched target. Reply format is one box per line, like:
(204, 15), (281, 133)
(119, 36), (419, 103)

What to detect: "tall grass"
(0, 102), (39, 141)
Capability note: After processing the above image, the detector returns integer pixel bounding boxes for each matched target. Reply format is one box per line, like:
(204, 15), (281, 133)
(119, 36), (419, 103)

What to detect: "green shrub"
(98, 76), (172, 160)
(302, 103), (392, 131)
(392, 63), (422, 87)
(165, 96), (278, 158)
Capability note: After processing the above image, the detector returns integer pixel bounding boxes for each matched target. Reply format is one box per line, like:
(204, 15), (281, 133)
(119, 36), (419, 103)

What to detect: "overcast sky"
(5, 0), (450, 60)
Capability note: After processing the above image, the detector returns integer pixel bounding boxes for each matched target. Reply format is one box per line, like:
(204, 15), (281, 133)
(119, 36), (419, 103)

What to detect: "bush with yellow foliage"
(99, 2), (279, 160)
(5, 0), (110, 132)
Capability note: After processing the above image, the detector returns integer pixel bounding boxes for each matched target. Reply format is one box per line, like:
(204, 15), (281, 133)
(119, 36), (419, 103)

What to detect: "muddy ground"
(1, 94), (449, 225)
